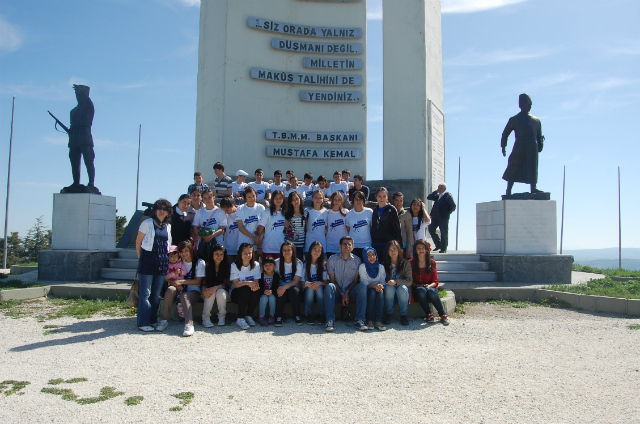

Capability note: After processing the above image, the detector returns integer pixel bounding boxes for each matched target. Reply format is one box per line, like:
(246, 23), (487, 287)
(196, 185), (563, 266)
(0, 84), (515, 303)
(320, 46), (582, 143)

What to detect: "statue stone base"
(61, 184), (101, 195)
(501, 192), (550, 201)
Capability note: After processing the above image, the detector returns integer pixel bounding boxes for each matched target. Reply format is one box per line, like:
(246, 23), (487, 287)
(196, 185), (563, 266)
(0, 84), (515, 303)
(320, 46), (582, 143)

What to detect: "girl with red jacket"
(409, 239), (450, 325)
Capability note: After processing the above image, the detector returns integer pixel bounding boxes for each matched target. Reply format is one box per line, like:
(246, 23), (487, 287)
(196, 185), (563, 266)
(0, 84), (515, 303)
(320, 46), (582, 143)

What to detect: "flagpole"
(136, 124), (141, 211)
(560, 165), (565, 254)
(618, 166), (621, 269)
(3, 96), (16, 269)
(455, 156), (460, 251)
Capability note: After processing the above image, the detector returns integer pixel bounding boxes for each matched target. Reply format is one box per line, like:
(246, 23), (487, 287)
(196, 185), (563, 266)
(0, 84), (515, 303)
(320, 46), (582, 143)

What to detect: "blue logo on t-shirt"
(353, 220), (368, 231)
(244, 216), (260, 226)
(228, 221), (239, 232)
(256, 189), (265, 195)
(284, 272), (293, 283)
(311, 219), (326, 231)
(271, 221), (285, 230)
(330, 219), (345, 231)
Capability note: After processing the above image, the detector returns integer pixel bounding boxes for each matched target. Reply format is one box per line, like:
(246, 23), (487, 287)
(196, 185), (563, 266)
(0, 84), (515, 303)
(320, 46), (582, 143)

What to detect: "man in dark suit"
(427, 183), (456, 253)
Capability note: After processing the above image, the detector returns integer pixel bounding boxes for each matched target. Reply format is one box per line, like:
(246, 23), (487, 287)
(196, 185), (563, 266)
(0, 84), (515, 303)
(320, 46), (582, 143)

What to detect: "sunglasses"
(156, 207), (169, 212)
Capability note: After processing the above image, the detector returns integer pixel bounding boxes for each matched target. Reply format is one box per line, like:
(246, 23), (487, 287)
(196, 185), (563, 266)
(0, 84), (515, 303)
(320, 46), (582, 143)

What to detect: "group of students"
(135, 162), (451, 337)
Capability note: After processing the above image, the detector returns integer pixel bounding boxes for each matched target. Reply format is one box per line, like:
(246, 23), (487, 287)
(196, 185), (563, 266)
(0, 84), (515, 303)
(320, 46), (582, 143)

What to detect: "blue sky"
(0, 0), (638, 251)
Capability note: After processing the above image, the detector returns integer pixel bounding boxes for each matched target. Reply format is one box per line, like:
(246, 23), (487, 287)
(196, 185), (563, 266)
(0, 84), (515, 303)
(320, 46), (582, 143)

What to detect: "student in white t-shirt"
(302, 241), (329, 325)
(191, 189), (227, 260)
(256, 189), (286, 259)
(325, 191), (348, 257)
(342, 169), (355, 189)
(304, 190), (328, 253)
(345, 190), (373, 260)
(219, 197), (240, 262)
(316, 175), (331, 197)
(229, 243), (261, 330)
(274, 241), (304, 326)
(409, 198), (431, 257)
(283, 175), (307, 200)
(236, 186), (265, 251)
(248, 168), (271, 203)
(268, 170), (287, 195)
(232, 169), (249, 201)
(329, 170), (349, 198)
(301, 172), (316, 199)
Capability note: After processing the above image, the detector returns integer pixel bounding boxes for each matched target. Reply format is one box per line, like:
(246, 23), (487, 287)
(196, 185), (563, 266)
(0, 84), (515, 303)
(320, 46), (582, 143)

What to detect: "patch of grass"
(539, 296), (572, 309)
(0, 280), (44, 290)
(41, 387), (78, 401)
(0, 380), (30, 396)
(546, 278), (640, 300)
(125, 396), (144, 406)
(0, 297), (135, 320)
(42, 385), (124, 405)
(454, 304), (466, 315)
(47, 377), (88, 385)
(629, 325), (640, 330)
(42, 324), (61, 336)
(438, 289), (446, 299)
(486, 299), (536, 308)
(572, 264), (640, 278)
(170, 392), (194, 411)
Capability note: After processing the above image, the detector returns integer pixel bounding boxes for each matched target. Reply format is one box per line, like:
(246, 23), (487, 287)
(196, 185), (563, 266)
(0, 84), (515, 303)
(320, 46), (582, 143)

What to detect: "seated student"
(326, 236), (367, 332)
(316, 175), (331, 198)
(188, 171), (209, 195)
(229, 243), (261, 330)
(236, 186), (266, 252)
(329, 171), (349, 198)
(345, 191), (373, 259)
(409, 239), (450, 325)
(202, 244), (230, 327)
(326, 192), (348, 258)
(258, 257), (280, 326)
(232, 170), (248, 201)
(256, 189), (286, 260)
(284, 191), (307, 259)
(382, 240), (412, 326)
(342, 169), (355, 189)
(301, 172), (316, 199)
(191, 189), (227, 261)
(348, 174), (370, 202)
(269, 170), (287, 195)
(304, 190), (328, 254)
(249, 168), (271, 206)
(219, 197), (240, 262)
(274, 241), (305, 326)
(303, 241), (328, 325)
(359, 247), (387, 331)
(213, 162), (232, 198)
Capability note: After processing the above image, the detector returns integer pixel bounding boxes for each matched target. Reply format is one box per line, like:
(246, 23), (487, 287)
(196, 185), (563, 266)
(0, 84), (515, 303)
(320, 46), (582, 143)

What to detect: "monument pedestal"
(39, 194), (118, 281)
(476, 200), (573, 284)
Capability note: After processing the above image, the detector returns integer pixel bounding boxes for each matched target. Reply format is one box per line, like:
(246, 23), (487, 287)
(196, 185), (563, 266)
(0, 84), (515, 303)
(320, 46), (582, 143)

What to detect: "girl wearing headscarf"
(358, 247), (387, 331)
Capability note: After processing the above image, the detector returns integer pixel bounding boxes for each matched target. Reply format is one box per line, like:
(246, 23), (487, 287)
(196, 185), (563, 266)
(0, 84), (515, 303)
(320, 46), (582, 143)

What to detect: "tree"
(23, 216), (51, 263)
(0, 231), (26, 267)
(115, 210), (127, 243)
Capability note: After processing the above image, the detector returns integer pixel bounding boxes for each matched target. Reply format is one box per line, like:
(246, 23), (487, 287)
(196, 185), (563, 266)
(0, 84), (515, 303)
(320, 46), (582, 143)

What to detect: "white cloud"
(445, 46), (561, 66)
(177, 0), (200, 6)
(442, 0), (528, 14)
(526, 72), (577, 90)
(0, 15), (23, 53)
(367, 0), (383, 20)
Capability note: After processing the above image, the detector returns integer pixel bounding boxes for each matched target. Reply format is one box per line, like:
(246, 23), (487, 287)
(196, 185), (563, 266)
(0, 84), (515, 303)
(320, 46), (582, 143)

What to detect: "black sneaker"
(317, 314), (327, 324)
(304, 314), (315, 325)
(400, 315), (409, 326)
(274, 317), (283, 327)
(382, 314), (392, 325)
(354, 320), (368, 331)
(294, 316), (303, 325)
(426, 313), (436, 323)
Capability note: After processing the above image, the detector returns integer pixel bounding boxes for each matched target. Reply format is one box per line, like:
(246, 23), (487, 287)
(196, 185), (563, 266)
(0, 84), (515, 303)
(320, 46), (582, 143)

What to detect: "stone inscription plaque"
(300, 91), (362, 102)
(248, 17), (362, 38)
(251, 68), (362, 86)
(429, 101), (445, 190)
(266, 130), (362, 142)
(267, 146), (362, 159)
(272, 38), (362, 54)
(303, 57), (363, 70)
(504, 201), (557, 254)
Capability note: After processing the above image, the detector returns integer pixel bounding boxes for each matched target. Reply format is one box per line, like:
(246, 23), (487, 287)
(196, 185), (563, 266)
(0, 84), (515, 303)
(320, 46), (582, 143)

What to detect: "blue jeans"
(413, 286), (446, 317)
(259, 294), (276, 316)
(324, 282), (367, 322)
(137, 274), (165, 327)
(384, 285), (410, 317)
(304, 285), (325, 316)
(366, 288), (384, 322)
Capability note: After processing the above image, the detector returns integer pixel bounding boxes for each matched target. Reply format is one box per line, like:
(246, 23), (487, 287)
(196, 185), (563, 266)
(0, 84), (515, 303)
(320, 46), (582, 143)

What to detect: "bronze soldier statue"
(501, 93), (545, 196)
(49, 84), (99, 194)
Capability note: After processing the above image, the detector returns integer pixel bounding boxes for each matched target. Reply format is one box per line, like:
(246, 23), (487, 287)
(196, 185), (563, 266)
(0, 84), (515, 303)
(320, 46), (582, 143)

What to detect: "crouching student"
(274, 241), (304, 326)
(258, 257), (280, 326)
(302, 241), (329, 325)
(202, 244), (230, 327)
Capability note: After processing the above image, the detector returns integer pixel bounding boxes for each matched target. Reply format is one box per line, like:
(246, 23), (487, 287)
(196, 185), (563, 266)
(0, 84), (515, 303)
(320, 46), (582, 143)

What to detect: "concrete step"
(108, 258), (138, 269)
(437, 271), (498, 282)
(117, 249), (138, 260)
(100, 268), (136, 281)
(436, 261), (489, 271)
(431, 253), (480, 262)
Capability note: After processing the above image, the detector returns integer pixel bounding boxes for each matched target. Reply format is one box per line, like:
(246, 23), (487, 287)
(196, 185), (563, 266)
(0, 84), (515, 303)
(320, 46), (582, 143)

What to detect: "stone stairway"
(100, 249), (138, 280)
(431, 252), (497, 282)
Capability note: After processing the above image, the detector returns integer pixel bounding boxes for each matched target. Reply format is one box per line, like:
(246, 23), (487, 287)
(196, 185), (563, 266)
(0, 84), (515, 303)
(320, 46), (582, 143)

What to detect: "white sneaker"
(217, 316), (226, 326)
(155, 320), (169, 332)
(245, 316), (256, 326)
(236, 318), (250, 330)
(202, 317), (214, 328)
(183, 324), (194, 337)
(138, 326), (155, 332)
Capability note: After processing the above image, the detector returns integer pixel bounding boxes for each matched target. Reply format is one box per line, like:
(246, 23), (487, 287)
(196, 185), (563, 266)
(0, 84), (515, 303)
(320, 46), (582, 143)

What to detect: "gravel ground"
(0, 303), (639, 423)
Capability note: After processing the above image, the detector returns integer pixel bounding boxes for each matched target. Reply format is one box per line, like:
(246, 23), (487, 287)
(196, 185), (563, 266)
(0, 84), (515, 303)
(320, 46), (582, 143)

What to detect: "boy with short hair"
(248, 168), (271, 203)
(342, 169), (354, 189)
(316, 175), (330, 197)
(269, 169), (287, 194)
(348, 174), (370, 202)
(213, 162), (232, 197)
(220, 197), (240, 262)
(329, 171), (349, 197)
(284, 174), (307, 200)
(232, 170), (248, 200)
(187, 171), (209, 194)
(302, 172), (316, 198)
